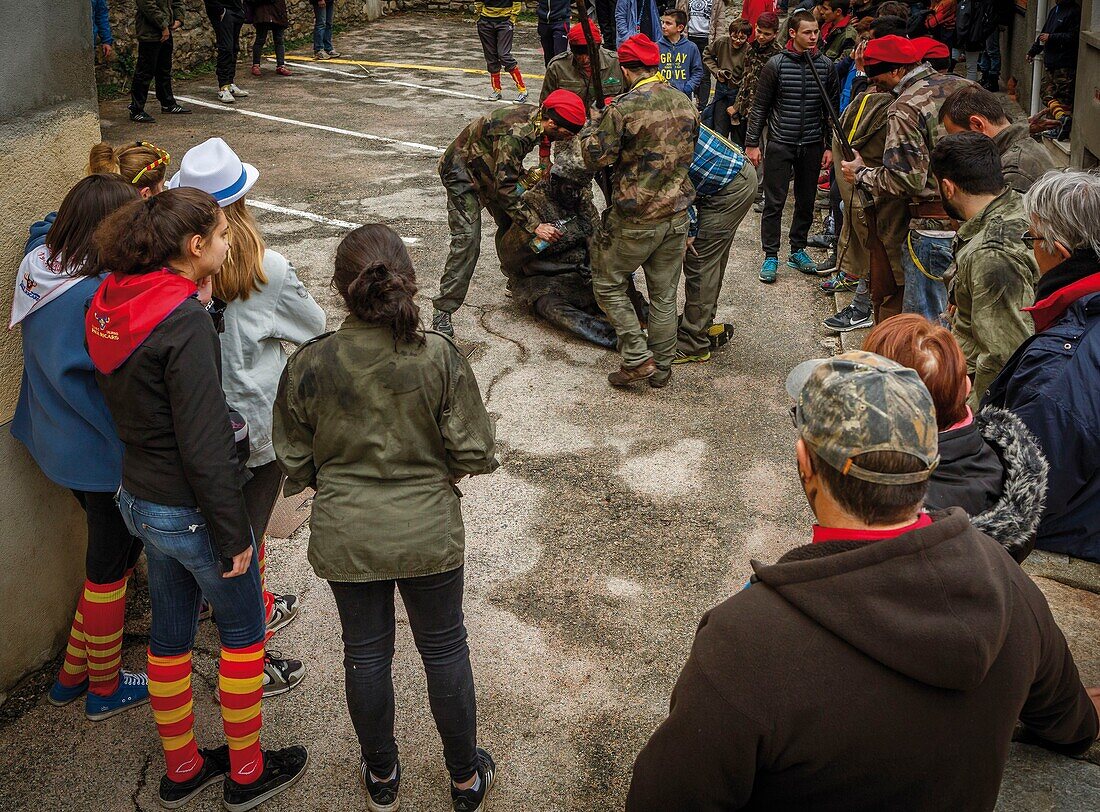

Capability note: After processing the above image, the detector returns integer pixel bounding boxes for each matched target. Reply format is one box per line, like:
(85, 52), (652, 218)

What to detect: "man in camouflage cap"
(431, 89), (586, 337)
(578, 33), (700, 389)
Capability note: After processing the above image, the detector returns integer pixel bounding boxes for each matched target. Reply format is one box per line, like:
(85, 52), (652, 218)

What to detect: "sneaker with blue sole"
(85, 670), (150, 721)
(48, 678), (88, 707)
(787, 250), (819, 275)
(759, 256), (779, 284)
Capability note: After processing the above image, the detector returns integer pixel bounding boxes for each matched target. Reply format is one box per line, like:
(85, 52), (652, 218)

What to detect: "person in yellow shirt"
(476, 0), (528, 101)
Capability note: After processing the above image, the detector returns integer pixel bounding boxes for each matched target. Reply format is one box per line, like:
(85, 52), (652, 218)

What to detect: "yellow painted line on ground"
(284, 54), (545, 80)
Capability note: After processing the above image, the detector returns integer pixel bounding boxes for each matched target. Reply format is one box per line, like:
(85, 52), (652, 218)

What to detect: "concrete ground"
(0, 12), (1097, 811)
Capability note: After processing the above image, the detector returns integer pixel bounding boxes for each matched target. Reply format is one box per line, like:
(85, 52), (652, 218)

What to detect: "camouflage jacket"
(729, 38), (782, 118)
(993, 120), (1057, 194)
(577, 76), (699, 222)
(857, 65), (973, 203)
(833, 89), (891, 210)
(539, 51), (625, 109)
(949, 189), (1039, 407)
(443, 104), (543, 229)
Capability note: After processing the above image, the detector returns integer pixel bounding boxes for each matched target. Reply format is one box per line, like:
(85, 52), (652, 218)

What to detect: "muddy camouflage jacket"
(273, 316), (498, 582)
(445, 104), (543, 229)
(950, 188), (1039, 407)
(858, 65), (972, 202)
(577, 76), (700, 222)
(729, 37), (782, 118)
(539, 51), (626, 109)
(993, 120), (1056, 194)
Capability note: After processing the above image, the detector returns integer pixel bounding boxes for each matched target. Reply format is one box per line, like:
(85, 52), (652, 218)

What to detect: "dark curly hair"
(333, 224), (423, 346)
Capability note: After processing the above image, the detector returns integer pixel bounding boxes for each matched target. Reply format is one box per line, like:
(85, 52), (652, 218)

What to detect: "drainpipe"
(1031, 0), (1048, 116)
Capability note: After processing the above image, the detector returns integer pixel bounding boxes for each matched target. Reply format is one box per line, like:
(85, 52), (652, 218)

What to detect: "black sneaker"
(806, 233), (836, 249)
(161, 104), (191, 114)
(223, 746), (309, 812)
(432, 309), (455, 337)
(451, 748), (496, 812)
(130, 109), (155, 123)
(815, 253), (839, 276)
(359, 757), (401, 812)
(823, 303), (874, 333)
(158, 746), (230, 809)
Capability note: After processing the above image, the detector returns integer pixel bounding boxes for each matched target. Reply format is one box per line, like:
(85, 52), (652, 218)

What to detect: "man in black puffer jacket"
(745, 9), (839, 283)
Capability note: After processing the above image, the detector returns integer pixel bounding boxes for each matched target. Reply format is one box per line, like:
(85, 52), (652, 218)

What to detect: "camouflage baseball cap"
(785, 350), (940, 485)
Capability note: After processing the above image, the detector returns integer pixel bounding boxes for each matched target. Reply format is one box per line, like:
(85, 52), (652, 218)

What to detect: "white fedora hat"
(167, 137), (258, 207)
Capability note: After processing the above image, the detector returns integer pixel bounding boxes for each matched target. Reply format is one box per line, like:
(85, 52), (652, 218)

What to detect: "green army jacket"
(577, 76), (699, 223)
(539, 51), (625, 109)
(993, 120), (1057, 194)
(136, 0), (185, 42)
(950, 189), (1039, 407)
(833, 90), (891, 211)
(273, 316), (498, 582)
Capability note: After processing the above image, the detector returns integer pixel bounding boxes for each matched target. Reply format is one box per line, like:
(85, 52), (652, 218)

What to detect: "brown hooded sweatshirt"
(628, 509), (1098, 811)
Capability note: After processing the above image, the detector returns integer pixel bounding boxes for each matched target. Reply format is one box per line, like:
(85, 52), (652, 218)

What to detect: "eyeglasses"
(131, 141), (170, 185)
(1021, 230), (1042, 249)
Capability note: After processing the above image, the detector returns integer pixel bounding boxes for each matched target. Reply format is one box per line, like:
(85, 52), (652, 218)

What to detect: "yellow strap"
(630, 73), (666, 92)
(907, 231), (943, 282)
(848, 92), (872, 144)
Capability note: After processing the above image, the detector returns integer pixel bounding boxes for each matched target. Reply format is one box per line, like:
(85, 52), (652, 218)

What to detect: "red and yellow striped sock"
(490, 72), (502, 92)
(509, 66), (526, 94)
(57, 594), (88, 688)
(83, 577), (128, 696)
(148, 650), (203, 782)
(219, 642), (265, 784)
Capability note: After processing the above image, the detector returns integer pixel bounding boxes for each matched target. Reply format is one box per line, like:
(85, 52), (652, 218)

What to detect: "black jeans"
(205, 0), (244, 86)
(593, 0), (616, 45)
(130, 38), (176, 113)
(242, 460), (285, 541)
(711, 82), (738, 140)
(71, 490), (143, 584)
(689, 35), (710, 109)
(761, 140), (824, 257)
(538, 20), (569, 66)
(329, 567), (478, 782)
(252, 24), (286, 66)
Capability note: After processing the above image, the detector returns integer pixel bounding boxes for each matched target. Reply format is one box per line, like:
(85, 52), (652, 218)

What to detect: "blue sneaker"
(48, 678), (88, 707)
(759, 256), (779, 284)
(788, 250), (819, 275)
(85, 670), (150, 721)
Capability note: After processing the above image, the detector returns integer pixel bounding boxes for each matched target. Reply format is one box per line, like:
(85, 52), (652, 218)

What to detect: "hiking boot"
(359, 758), (401, 812)
(451, 748), (496, 812)
(608, 358), (656, 387)
(488, 89), (502, 101)
(223, 746), (309, 812)
(432, 309), (455, 337)
(251, 64), (261, 76)
(707, 323), (733, 349)
(759, 256), (779, 284)
(228, 83), (249, 97)
(648, 367), (672, 389)
(823, 303), (874, 333)
(158, 746), (230, 809)
(266, 593), (300, 637)
(325, 50), (341, 58)
(515, 91), (529, 103)
(820, 271), (859, 293)
(672, 349), (711, 364)
(130, 109), (156, 123)
(314, 50), (330, 60)
(217, 87), (236, 104)
(788, 250), (819, 275)
(48, 678), (87, 707)
(161, 104), (190, 114)
(275, 65), (292, 76)
(85, 670), (150, 721)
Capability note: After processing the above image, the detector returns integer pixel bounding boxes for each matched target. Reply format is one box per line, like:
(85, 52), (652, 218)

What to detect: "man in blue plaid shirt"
(675, 125), (758, 363)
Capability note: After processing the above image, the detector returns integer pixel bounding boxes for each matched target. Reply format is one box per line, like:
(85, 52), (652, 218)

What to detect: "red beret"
(542, 89), (587, 133)
(617, 34), (661, 67)
(910, 36), (950, 61)
(863, 35), (919, 76)
(568, 21), (602, 47)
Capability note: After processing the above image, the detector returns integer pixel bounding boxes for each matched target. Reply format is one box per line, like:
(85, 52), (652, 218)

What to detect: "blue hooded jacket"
(659, 35), (703, 95)
(615, 0), (663, 46)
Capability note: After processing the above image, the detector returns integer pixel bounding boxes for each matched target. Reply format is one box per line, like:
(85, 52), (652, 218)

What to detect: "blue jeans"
(117, 489), (265, 656)
(711, 82), (740, 141)
(978, 29), (1001, 77)
(313, 1), (335, 53)
(900, 231), (952, 323)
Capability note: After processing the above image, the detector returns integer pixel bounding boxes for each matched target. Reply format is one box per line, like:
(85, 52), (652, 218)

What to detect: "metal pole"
(1031, 0), (1049, 116)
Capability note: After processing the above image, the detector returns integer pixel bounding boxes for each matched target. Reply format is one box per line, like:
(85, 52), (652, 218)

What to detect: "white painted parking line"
(246, 199), (421, 245)
(278, 59), (495, 102)
(175, 96), (444, 154)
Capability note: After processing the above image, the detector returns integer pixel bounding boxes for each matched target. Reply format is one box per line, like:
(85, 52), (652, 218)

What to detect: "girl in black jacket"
(87, 189), (307, 810)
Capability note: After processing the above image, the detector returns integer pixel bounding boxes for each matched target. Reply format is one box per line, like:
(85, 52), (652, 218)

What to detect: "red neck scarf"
(812, 514), (932, 544)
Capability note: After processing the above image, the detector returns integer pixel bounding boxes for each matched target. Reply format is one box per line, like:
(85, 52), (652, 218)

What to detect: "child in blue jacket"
(659, 9), (703, 97)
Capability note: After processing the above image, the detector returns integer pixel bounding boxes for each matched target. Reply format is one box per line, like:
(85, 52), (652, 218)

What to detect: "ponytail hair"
(87, 141), (171, 192)
(333, 224), (423, 346)
(94, 187), (222, 276)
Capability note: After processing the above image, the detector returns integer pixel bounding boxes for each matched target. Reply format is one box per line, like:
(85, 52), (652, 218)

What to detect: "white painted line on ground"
(278, 59), (494, 102)
(246, 199), (421, 245)
(175, 96), (444, 154)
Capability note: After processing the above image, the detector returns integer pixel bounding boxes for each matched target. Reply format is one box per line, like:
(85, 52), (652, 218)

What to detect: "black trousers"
(538, 20), (569, 66)
(252, 24), (286, 66)
(205, 0), (244, 86)
(329, 567), (478, 782)
(593, 0), (616, 45)
(761, 140), (824, 256)
(71, 490), (143, 584)
(689, 34), (711, 109)
(130, 37), (176, 113)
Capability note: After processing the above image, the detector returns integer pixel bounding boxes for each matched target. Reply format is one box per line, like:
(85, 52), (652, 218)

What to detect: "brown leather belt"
(909, 200), (953, 221)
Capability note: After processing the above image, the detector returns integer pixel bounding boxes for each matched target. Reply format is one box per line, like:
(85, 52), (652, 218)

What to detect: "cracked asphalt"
(0, 12), (1096, 811)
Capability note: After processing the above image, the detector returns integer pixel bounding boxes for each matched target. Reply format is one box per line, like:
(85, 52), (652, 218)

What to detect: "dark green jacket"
(273, 317), (498, 582)
(993, 121), (1057, 194)
(136, 0), (185, 42)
